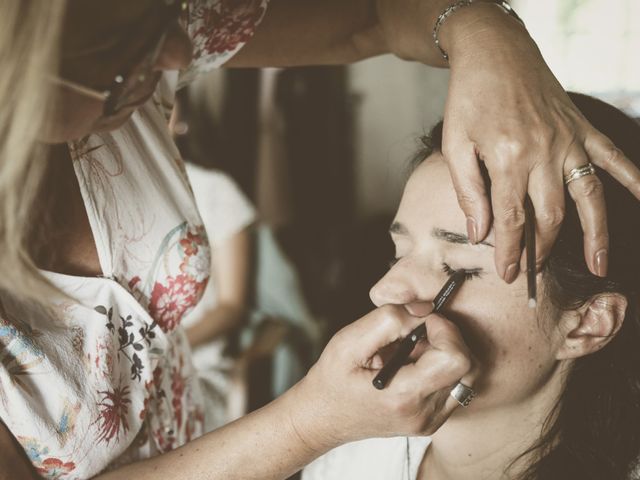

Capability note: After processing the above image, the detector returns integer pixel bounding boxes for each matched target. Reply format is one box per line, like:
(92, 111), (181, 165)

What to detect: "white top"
(0, 1), (269, 478)
(303, 437), (432, 480)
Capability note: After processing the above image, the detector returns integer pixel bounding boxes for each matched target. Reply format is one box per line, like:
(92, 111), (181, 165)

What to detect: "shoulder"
(185, 164), (248, 206)
(185, 163), (232, 189)
(185, 164), (256, 244)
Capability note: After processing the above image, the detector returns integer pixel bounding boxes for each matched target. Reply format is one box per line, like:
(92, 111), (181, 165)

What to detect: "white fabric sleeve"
(185, 163), (257, 247)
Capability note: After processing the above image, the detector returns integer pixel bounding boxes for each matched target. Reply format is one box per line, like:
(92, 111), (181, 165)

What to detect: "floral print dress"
(0, 1), (268, 478)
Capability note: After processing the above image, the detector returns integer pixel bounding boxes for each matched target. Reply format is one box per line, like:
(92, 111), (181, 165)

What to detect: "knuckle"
(532, 123), (557, 148)
(329, 326), (347, 346)
(496, 205), (526, 230)
(538, 205), (565, 230)
(539, 125), (557, 146)
(327, 329), (349, 358)
(493, 137), (527, 162)
(447, 351), (472, 377)
(377, 304), (403, 327)
(574, 176), (604, 199)
(455, 189), (478, 211)
(600, 143), (623, 168)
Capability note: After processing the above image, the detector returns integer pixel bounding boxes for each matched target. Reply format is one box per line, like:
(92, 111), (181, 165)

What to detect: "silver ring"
(450, 382), (476, 407)
(564, 163), (596, 185)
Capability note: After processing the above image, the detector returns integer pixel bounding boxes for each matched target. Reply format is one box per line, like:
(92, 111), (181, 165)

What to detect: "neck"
(418, 367), (566, 480)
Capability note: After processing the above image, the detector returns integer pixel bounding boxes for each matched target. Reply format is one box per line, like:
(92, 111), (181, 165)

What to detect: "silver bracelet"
(432, 0), (525, 61)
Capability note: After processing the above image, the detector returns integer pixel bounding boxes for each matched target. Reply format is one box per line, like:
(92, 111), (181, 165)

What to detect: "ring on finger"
(564, 163), (596, 185)
(450, 382), (476, 407)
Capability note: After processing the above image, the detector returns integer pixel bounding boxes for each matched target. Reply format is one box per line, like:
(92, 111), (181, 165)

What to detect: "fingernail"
(503, 263), (519, 284)
(595, 249), (608, 277)
(467, 217), (478, 244)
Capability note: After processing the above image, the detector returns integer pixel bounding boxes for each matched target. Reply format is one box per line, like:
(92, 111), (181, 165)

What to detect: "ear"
(556, 293), (627, 360)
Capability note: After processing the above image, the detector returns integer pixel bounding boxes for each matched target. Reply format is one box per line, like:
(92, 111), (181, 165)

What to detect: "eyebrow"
(389, 222), (494, 248)
(433, 228), (494, 247)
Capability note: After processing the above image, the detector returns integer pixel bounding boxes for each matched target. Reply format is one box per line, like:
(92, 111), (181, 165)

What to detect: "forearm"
(185, 304), (247, 348)
(226, 0), (382, 67)
(94, 382), (327, 480)
(226, 0), (527, 68)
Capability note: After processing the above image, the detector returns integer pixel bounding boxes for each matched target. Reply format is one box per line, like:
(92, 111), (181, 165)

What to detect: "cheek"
(449, 285), (558, 399)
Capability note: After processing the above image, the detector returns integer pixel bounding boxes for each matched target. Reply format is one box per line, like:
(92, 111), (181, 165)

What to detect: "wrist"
(438, 1), (530, 64)
(280, 375), (342, 457)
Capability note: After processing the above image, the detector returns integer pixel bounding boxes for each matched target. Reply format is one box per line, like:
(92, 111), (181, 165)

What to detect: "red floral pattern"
(179, 229), (204, 257)
(94, 386), (131, 445)
(190, 0), (267, 58)
(148, 224), (209, 333)
(35, 458), (76, 478)
(171, 365), (186, 430)
(150, 274), (203, 332)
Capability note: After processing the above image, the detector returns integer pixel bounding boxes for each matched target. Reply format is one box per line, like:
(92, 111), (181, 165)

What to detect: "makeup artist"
(1, 1), (640, 479)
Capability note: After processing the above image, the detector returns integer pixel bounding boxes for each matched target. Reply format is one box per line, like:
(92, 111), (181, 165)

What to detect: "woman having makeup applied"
(2, 0), (640, 479)
(303, 93), (640, 480)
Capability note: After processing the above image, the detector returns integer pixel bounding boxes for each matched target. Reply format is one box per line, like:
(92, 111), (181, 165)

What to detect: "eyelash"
(387, 259), (482, 281)
(442, 262), (482, 280)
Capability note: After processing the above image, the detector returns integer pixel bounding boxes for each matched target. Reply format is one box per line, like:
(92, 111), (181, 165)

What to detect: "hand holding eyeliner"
(372, 270), (467, 390)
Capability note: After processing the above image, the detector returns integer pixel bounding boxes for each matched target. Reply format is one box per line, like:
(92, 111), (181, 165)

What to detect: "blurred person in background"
(172, 83), (323, 427)
(1, 1), (640, 479)
(171, 90), (257, 430)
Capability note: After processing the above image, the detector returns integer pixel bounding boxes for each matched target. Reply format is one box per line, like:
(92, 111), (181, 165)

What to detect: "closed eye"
(442, 262), (483, 280)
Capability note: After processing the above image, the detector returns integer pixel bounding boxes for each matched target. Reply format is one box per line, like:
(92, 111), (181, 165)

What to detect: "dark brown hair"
(413, 93), (640, 480)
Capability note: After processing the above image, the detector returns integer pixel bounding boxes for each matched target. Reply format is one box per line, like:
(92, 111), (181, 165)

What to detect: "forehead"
(395, 154), (464, 233)
(63, 0), (155, 51)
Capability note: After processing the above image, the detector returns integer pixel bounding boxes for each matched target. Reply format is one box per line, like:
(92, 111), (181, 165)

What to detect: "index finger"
(488, 164), (528, 283)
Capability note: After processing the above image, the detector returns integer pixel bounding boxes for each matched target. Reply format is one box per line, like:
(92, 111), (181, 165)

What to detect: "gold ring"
(564, 163), (596, 185)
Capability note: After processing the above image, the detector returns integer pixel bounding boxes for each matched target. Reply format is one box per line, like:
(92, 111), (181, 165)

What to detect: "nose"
(370, 270), (414, 307)
(369, 263), (437, 317)
(155, 22), (193, 71)
(369, 266), (434, 316)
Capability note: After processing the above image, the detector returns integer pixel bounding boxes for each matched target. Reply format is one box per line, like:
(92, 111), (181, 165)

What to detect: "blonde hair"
(0, 0), (67, 302)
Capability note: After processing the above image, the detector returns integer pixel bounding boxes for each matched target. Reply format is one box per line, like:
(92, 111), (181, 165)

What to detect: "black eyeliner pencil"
(372, 270), (467, 390)
(524, 196), (537, 308)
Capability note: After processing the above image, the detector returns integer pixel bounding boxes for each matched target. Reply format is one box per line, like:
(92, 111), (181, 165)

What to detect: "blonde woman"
(1, 1), (640, 479)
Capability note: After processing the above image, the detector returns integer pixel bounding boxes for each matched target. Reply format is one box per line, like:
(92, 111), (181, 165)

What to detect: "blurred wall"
(349, 56), (450, 218)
